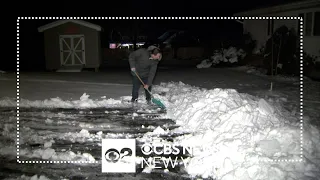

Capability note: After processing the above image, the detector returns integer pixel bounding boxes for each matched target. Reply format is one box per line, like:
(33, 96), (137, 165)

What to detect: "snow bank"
(153, 82), (320, 180)
(196, 59), (213, 69)
(1, 146), (96, 162)
(0, 81), (319, 179)
(4, 174), (51, 180)
(197, 47), (246, 69)
(0, 93), (124, 108)
(27, 148), (96, 162)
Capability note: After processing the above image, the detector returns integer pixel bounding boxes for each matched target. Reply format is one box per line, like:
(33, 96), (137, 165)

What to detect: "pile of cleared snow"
(61, 129), (104, 143)
(197, 47), (246, 69)
(0, 79), (318, 179)
(28, 148), (96, 162)
(196, 59), (213, 69)
(4, 174), (51, 180)
(0, 93), (124, 108)
(0, 70), (6, 74)
(152, 82), (320, 180)
(1, 145), (96, 162)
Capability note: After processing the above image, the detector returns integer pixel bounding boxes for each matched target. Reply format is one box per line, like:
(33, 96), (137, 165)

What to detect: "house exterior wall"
(43, 22), (101, 70)
(242, 7), (320, 56)
(243, 20), (269, 50)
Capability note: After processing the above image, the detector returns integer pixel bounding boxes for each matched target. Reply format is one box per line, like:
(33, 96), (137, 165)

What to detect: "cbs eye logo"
(104, 148), (133, 163)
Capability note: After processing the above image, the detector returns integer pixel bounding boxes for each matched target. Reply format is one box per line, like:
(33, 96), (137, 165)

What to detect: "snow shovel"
(133, 71), (166, 109)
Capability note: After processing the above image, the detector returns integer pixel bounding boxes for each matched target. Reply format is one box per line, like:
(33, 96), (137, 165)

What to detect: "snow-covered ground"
(0, 67), (319, 180)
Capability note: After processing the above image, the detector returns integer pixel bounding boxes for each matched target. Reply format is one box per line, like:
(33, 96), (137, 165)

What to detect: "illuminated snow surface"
(0, 69), (319, 180)
(152, 82), (320, 180)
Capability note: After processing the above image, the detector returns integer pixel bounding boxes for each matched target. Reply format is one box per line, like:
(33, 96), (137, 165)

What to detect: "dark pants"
(131, 76), (152, 102)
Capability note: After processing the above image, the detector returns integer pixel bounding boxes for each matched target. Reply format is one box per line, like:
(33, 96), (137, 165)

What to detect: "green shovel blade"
(152, 98), (166, 109)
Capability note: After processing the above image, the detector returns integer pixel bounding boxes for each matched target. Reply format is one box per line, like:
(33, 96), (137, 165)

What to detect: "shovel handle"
(133, 71), (145, 86)
(133, 71), (153, 96)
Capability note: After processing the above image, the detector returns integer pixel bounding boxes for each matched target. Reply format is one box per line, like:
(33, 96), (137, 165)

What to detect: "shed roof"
(38, 20), (102, 32)
(233, 0), (320, 16)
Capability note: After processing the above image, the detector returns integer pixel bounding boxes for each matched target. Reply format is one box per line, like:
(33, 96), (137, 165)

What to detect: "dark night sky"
(19, 0), (302, 35)
(19, 0), (303, 39)
(14, 0), (302, 71)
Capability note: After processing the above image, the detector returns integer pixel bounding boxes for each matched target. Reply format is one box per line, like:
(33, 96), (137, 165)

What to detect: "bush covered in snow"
(197, 47), (247, 68)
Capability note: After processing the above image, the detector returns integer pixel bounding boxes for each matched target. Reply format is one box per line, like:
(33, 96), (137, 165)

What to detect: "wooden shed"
(38, 20), (102, 72)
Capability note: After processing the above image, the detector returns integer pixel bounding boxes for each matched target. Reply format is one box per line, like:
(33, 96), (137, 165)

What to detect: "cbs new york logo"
(101, 139), (193, 173)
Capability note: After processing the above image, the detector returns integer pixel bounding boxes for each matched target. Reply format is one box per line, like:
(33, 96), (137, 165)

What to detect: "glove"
(131, 68), (136, 76)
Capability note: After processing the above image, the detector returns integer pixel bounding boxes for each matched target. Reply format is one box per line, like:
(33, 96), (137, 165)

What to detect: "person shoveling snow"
(128, 45), (164, 108)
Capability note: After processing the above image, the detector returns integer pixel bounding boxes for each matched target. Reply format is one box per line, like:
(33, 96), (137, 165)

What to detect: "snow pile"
(0, 70), (6, 74)
(61, 129), (101, 143)
(44, 140), (54, 148)
(26, 147), (95, 162)
(143, 126), (169, 137)
(153, 82), (320, 180)
(0, 93), (124, 108)
(0, 79), (319, 179)
(197, 47), (246, 69)
(196, 59), (213, 69)
(0, 145), (96, 162)
(4, 174), (51, 180)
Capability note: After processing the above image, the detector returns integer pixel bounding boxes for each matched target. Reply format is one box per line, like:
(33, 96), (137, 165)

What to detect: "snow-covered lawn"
(0, 67), (319, 180)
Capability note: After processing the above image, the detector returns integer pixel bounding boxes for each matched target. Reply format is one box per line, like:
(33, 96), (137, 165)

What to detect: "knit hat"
(147, 45), (162, 61)
(147, 45), (159, 52)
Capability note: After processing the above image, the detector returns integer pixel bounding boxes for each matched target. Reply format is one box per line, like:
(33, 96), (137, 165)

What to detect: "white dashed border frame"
(16, 17), (303, 164)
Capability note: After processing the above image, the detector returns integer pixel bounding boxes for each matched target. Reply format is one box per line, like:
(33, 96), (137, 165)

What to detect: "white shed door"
(59, 35), (86, 66)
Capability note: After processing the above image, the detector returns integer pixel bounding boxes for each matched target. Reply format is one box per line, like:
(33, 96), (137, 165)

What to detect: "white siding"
(273, 20), (298, 33)
(243, 20), (269, 50)
(263, 7), (320, 16)
(304, 36), (320, 56)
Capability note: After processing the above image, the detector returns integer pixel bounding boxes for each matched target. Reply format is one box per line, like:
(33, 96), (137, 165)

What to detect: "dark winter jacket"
(128, 46), (160, 85)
